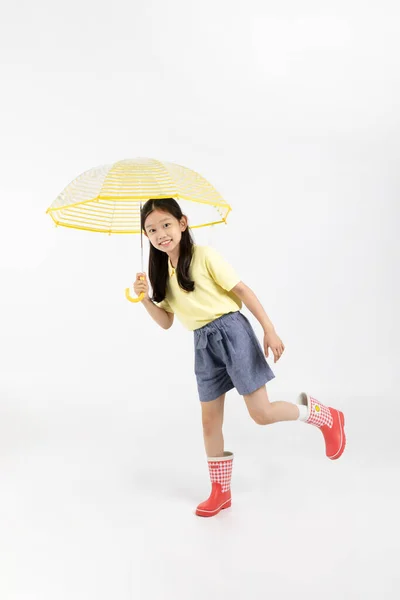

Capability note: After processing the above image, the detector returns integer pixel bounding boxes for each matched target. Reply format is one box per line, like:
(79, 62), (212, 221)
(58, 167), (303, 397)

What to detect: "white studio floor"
(1, 393), (399, 600)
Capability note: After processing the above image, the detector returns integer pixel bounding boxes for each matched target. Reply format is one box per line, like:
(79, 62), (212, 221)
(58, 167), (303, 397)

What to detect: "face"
(143, 209), (188, 253)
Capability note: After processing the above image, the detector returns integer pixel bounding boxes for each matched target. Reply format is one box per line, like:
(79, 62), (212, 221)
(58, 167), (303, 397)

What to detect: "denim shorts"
(193, 311), (275, 402)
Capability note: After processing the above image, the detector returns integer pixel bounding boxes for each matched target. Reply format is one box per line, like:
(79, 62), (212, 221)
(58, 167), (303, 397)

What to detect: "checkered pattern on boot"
(298, 392), (333, 428)
(208, 451), (233, 493)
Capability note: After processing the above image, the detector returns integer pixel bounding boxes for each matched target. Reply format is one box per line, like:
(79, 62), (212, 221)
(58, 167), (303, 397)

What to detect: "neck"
(168, 248), (180, 268)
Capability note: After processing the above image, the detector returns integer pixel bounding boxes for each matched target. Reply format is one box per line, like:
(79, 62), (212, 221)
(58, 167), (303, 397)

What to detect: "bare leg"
(243, 385), (299, 425)
(200, 393), (226, 456)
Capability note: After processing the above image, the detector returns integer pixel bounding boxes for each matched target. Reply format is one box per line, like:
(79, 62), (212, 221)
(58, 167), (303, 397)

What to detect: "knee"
(251, 410), (274, 426)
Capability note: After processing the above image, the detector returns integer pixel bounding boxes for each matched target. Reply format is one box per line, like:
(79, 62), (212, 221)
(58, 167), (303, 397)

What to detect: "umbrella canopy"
(46, 157), (232, 303)
(46, 157), (231, 234)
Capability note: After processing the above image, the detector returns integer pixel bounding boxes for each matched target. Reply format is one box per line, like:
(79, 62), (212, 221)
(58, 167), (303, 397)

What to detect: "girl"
(133, 198), (346, 518)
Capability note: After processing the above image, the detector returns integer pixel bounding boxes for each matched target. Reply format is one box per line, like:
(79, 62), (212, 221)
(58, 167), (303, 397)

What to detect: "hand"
(263, 330), (285, 363)
(133, 272), (150, 300)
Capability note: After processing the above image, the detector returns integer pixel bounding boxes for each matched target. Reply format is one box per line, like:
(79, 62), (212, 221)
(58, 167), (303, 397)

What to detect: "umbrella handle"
(125, 276), (146, 303)
(125, 289), (145, 303)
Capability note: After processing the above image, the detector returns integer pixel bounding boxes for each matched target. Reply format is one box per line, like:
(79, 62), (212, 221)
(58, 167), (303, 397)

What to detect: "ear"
(181, 215), (188, 231)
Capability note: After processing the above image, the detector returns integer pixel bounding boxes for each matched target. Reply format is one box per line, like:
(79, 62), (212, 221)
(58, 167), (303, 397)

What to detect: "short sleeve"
(204, 246), (241, 291)
(155, 297), (174, 313)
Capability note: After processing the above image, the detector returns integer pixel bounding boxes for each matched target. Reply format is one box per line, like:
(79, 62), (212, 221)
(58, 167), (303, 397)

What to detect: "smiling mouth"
(160, 240), (171, 246)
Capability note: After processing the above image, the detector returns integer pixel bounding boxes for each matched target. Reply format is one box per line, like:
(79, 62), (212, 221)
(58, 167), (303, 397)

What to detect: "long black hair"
(140, 198), (196, 303)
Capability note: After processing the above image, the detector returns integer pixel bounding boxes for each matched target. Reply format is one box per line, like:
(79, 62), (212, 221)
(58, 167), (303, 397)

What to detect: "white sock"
(297, 404), (309, 421)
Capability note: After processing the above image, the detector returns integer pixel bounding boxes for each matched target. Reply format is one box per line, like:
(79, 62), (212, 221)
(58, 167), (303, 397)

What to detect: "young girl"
(134, 198), (346, 518)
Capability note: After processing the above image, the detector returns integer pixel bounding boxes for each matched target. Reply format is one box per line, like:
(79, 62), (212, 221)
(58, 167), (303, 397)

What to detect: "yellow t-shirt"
(154, 245), (242, 331)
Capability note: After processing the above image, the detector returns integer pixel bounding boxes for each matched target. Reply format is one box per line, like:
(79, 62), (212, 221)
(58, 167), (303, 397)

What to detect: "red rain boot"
(298, 393), (346, 460)
(196, 451), (234, 517)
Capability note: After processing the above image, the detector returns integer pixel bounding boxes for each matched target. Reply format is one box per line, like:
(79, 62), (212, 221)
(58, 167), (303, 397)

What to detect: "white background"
(1, 1), (399, 598)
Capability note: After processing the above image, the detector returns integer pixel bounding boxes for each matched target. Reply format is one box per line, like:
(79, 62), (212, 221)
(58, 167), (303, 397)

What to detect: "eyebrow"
(145, 218), (171, 230)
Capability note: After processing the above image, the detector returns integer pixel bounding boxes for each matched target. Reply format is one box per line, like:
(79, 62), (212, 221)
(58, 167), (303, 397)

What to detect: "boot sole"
(195, 498), (232, 517)
(327, 410), (346, 460)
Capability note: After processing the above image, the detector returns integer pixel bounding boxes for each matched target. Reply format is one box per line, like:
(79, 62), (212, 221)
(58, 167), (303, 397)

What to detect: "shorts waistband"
(193, 311), (241, 350)
(195, 311), (240, 332)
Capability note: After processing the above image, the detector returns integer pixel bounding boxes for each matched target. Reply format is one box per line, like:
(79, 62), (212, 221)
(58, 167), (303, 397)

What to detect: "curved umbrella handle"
(125, 276), (146, 303)
(125, 289), (145, 303)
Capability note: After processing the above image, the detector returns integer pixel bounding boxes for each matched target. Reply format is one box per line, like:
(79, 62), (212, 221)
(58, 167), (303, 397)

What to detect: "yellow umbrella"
(46, 157), (232, 303)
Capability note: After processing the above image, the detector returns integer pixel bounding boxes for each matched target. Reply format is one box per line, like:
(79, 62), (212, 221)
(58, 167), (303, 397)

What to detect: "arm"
(231, 281), (275, 333)
(231, 281), (284, 362)
(142, 297), (174, 330)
